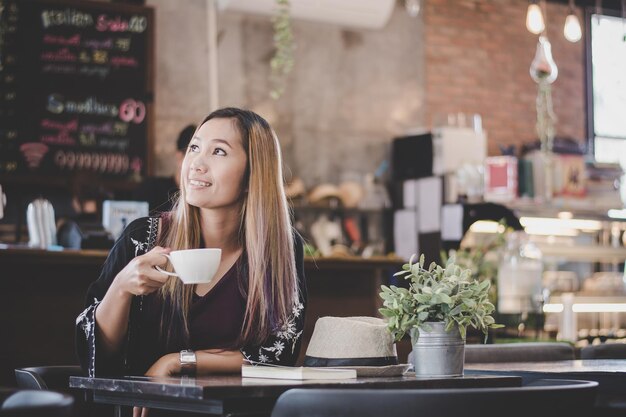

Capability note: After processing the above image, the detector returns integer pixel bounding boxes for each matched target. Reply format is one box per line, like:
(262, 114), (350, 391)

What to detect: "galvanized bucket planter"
(410, 322), (465, 378)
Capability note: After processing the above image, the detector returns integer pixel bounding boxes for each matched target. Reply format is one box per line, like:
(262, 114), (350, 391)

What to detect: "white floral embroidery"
(130, 217), (159, 256)
(273, 340), (285, 350)
(131, 237), (148, 256)
(76, 298), (97, 331)
(76, 298), (101, 377)
(292, 301), (303, 318)
(131, 217), (158, 256)
(146, 217), (158, 250)
(242, 301), (304, 363)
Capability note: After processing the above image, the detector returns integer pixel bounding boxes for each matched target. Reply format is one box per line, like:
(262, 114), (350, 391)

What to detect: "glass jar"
(497, 231), (544, 314)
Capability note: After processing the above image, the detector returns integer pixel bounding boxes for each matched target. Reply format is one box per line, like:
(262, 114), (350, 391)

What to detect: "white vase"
(410, 322), (465, 378)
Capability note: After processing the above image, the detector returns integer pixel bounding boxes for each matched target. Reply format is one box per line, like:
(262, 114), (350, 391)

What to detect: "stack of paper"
(241, 365), (357, 380)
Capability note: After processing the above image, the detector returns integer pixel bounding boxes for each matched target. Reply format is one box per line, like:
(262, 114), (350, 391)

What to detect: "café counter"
(0, 245), (404, 386)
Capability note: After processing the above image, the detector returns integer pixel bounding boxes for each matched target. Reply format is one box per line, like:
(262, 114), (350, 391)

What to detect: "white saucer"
(333, 364), (411, 377)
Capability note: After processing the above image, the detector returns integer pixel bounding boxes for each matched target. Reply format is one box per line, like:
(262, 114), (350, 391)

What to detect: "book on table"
(241, 364), (357, 380)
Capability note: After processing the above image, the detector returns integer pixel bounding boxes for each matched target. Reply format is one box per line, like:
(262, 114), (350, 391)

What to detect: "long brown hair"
(158, 108), (298, 350)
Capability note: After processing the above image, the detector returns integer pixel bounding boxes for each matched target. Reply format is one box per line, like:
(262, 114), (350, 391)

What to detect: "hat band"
(303, 356), (398, 367)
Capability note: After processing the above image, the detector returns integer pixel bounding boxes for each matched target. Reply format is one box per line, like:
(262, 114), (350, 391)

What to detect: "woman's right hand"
(112, 246), (172, 297)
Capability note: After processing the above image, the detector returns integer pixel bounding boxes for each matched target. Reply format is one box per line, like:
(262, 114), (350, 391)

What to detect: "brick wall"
(424, 0), (586, 155)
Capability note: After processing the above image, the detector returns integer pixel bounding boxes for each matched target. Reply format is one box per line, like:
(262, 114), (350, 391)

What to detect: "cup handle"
(154, 254), (179, 277)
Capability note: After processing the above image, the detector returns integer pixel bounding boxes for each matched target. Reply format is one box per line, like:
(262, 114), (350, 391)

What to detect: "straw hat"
(285, 177), (306, 199)
(308, 184), (342, 205)
(338, 181), (364, 208)
(304, 316), (398, 367)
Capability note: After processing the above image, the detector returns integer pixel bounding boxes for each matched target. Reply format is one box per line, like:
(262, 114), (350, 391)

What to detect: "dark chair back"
(14, 366), (111, 417)
(15, 366), (83, 391)
(581, 343), (626, 359)
(0, 390), (73, 417)
(464, 342), (575, 363)
(271, 379), (597, 417)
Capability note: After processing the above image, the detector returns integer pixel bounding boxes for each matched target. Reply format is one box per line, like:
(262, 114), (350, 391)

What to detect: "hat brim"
(303, 356), (398, 367)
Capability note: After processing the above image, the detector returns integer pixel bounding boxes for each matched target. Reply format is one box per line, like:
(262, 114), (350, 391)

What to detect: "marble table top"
(70, 373), (522, 400)
(466, 359), (626, 375)
(466, 359), (626, 399)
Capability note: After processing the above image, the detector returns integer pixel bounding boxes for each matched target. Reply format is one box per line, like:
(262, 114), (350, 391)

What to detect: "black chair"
(15, 366), (110, 417)
(464, 342), (575, 363)
(581, 343), (626, 359)
(15, 366), (83, 391)
(0, 389), (73, 417)
(270, 379), (598, 417)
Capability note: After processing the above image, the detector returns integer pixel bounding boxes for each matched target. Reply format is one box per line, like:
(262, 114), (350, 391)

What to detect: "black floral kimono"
(75, 216), (307, 377)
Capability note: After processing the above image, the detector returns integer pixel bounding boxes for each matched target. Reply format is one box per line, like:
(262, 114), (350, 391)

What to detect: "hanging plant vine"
(270, 0), (294, 99)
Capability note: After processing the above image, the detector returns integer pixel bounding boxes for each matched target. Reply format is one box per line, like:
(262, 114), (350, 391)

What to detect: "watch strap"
(179, 349), (197, 376)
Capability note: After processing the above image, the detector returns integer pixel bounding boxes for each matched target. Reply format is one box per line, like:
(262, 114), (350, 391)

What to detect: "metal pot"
(410, 322), (465, 378)
(26, 198), (57, 248)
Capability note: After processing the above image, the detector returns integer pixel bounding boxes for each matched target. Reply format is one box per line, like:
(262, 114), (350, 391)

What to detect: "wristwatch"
(179, 350), (197, 376)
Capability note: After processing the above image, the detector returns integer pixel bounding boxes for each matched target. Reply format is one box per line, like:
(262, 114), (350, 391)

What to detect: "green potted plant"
(379, 254), (502, 377)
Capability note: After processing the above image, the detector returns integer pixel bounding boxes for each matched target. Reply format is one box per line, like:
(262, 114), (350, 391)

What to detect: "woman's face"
(182, 118), (248, 210)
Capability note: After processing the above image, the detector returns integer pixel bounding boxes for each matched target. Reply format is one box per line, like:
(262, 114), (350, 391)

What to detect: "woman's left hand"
(134, 353), (182, 417)
(145, 353), (180, 377)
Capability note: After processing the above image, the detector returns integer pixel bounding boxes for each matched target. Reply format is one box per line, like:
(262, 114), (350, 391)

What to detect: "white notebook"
(241, 364), (357, 380)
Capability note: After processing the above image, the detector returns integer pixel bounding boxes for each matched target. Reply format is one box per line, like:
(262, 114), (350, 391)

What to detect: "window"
(588, 12), (626, 202)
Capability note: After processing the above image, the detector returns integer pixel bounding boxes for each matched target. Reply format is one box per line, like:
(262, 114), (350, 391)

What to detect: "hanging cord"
(541, 0), (548, 34)
(622, 0), (625, 41)
(536, 82), (557, 153)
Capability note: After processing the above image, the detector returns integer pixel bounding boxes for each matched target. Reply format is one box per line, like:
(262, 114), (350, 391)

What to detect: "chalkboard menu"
(0, 0), (154, 181)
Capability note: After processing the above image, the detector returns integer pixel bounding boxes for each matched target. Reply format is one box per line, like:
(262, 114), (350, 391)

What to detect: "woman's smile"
(188, 179), (212, 188)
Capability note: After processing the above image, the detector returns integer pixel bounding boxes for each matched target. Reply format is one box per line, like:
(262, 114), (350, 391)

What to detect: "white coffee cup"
(155, 248), (221, 284)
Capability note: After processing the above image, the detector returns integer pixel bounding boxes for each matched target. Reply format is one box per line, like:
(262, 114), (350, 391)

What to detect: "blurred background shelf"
(506, 198), (626, 220)
(535, 243), (626, 263)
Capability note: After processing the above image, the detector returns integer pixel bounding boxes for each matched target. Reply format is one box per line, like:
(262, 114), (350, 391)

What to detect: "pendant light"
(530, 36), (558, 84)
(564, 0), (582, 42)
(526, 0), (546, 34)
(405, 0), (421, 17)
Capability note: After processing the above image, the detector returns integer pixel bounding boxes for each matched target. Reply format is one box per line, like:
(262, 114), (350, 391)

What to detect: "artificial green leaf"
(439, 293), (452, 304)
(379, 308), (396, 318)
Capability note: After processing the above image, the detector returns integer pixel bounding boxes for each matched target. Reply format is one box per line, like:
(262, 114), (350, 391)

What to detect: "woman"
(76, 108), (306, 383)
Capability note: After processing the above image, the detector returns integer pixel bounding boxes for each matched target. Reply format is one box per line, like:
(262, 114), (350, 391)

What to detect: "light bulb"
(526, 3), (545, 34)
(564, 13), (582, 42)
(530, 36), (558, 84)
(405, 0), (421, 17)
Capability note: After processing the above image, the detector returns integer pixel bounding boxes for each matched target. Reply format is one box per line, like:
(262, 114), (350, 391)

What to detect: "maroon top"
(136, 254), (248, 371)
(145, 211), (247, 350)
(188, 256), (247, 350)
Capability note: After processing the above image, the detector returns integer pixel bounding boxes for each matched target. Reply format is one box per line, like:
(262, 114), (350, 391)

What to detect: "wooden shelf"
(0, 244), (404, 269)
(534, 243), (626, 263)
(507, 198), (625, 222)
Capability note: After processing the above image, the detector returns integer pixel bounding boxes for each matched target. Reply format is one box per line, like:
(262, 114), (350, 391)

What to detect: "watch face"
(180, 350), (196, 364)
(179, 350), (197, 376)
